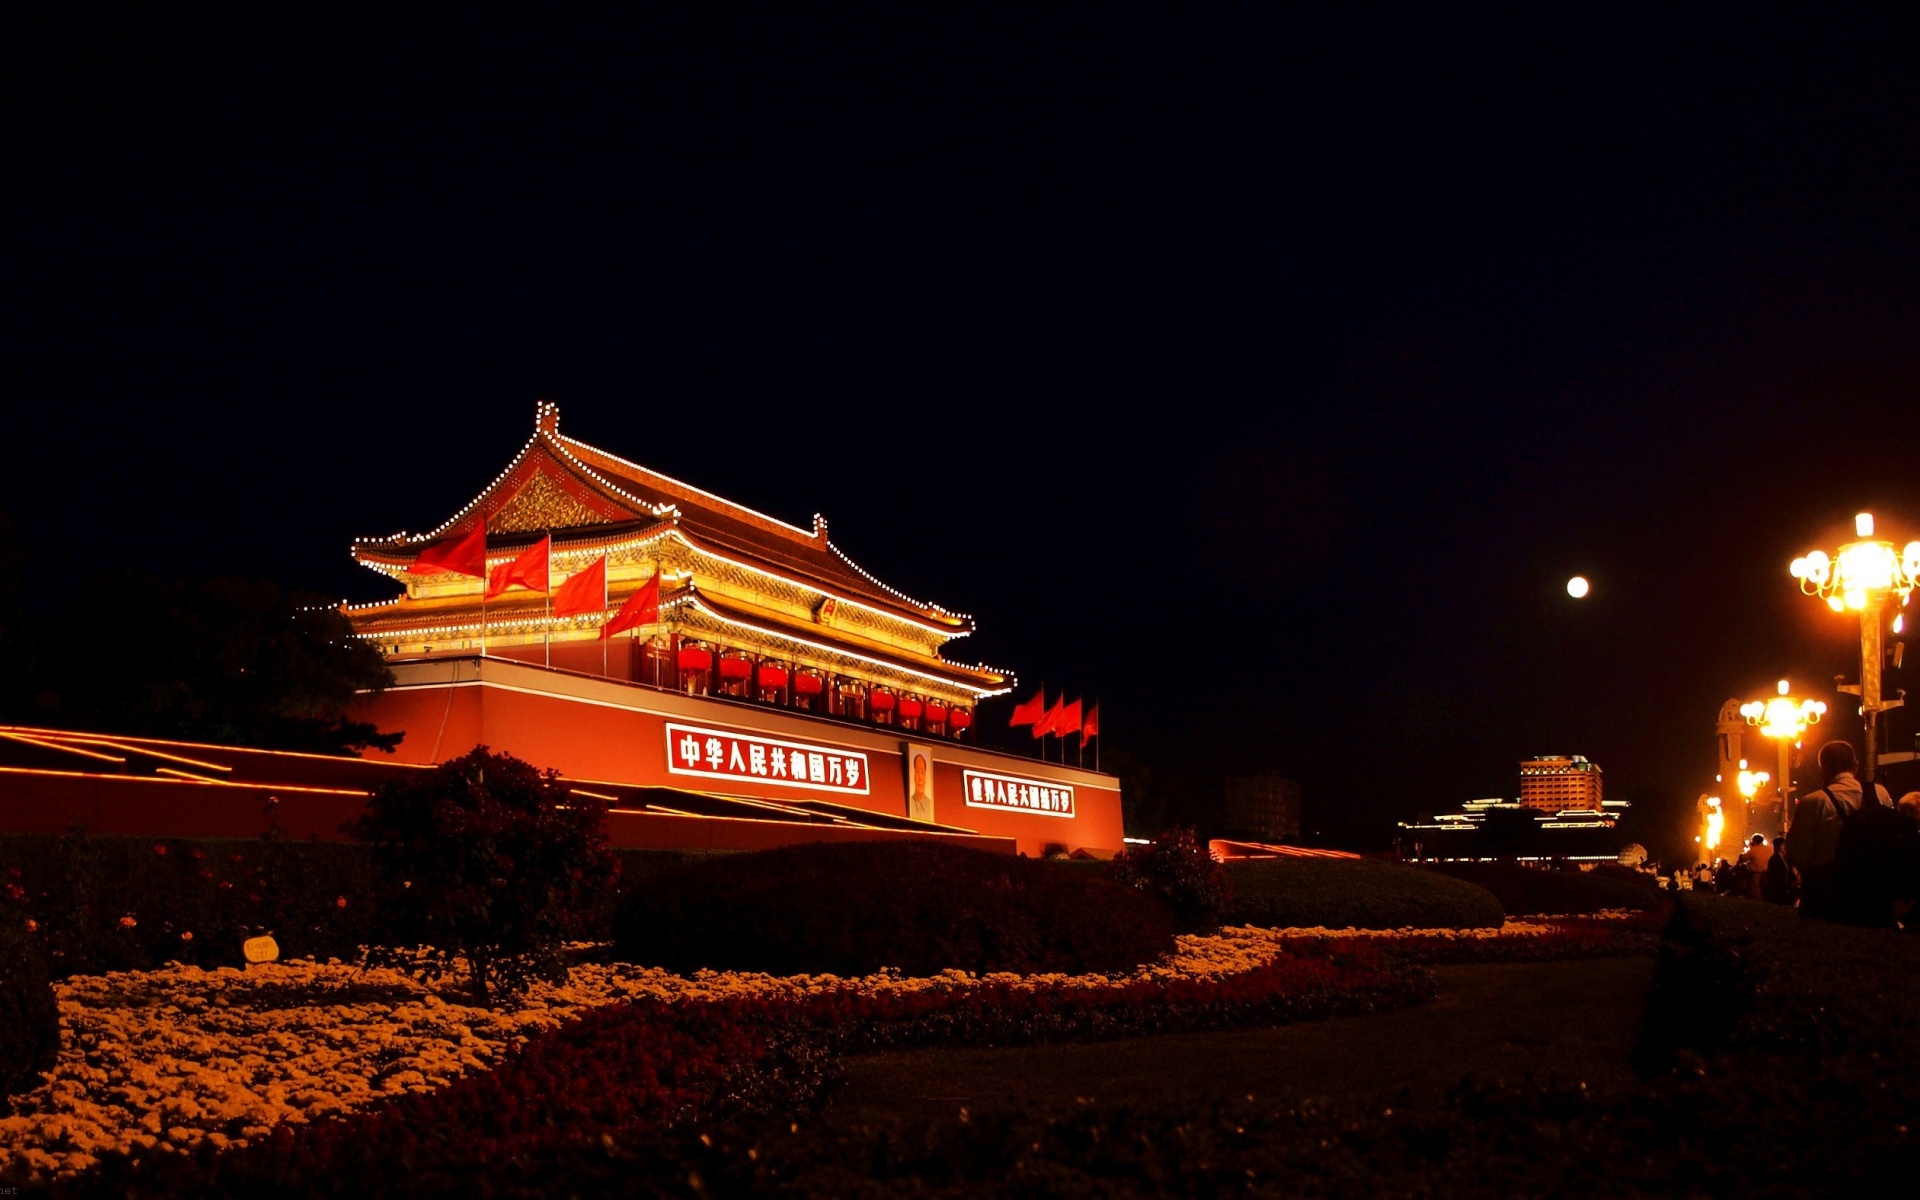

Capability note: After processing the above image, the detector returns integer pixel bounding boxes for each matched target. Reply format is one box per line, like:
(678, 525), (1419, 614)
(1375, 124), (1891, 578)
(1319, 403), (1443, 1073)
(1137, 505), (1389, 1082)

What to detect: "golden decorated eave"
(350, 401), (974, 636)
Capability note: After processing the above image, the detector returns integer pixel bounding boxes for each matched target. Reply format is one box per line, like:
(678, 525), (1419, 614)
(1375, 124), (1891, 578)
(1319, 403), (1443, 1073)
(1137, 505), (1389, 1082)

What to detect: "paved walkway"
(828, 957), (1656, 1123)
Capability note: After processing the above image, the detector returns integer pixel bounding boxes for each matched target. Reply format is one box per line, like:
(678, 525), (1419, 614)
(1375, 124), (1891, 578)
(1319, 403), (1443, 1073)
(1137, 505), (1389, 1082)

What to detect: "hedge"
(0, 834), (709, 978)
(0, 911), (60, 1099)
(1645, 892), (1920, 1063)
(1421, 861), (1662, 916)
(615, 841), (1181, 976)
(1225, 857), (1505, 930)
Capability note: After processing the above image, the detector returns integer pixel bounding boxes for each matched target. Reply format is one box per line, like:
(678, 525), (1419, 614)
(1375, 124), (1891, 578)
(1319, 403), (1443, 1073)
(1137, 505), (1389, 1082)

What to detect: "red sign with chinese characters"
(962, 768), (1076, 819)
(664, 721), (871, 795)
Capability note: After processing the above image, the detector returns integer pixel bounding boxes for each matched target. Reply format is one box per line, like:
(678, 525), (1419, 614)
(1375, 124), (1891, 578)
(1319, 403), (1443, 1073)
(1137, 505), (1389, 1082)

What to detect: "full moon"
(1566, 575), (1591, 599)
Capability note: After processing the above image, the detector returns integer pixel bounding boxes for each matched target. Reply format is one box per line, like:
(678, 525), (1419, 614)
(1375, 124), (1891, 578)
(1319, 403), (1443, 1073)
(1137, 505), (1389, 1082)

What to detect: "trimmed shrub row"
(1225, 858), (1507, 930)
(1421, 861), (1661, 916)
(1645, 892), (1920, 1062)
(614, 841), (1182, 976)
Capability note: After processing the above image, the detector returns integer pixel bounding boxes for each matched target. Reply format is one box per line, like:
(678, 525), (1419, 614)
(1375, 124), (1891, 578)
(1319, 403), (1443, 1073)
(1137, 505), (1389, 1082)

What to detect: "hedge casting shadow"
(1226, 858), (1505, 930)
(1423, 861), (1661, 916)
(614, 841), (1179, 976)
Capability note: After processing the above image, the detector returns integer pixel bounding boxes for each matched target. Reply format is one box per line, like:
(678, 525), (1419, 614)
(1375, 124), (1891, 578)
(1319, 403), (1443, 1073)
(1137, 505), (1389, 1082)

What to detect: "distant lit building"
(1517, 755), (1602, 812)
(1397, 793), (1629, 862)
(1223, 773), (1301, 840)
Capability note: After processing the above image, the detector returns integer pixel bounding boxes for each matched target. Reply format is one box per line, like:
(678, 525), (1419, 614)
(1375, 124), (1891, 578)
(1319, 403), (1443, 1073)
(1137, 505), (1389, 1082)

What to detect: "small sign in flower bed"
(9, 929), (1432, 1193)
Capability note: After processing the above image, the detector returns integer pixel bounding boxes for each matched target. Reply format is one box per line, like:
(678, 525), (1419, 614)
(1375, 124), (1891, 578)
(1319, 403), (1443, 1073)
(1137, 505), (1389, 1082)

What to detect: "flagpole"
(600, 553), (608, 679)
(543, 528), (552, 668)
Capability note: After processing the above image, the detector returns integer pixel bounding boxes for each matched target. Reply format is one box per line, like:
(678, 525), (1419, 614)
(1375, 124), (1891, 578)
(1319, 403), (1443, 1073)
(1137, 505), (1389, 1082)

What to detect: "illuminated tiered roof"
(345, 402), (1010, 712)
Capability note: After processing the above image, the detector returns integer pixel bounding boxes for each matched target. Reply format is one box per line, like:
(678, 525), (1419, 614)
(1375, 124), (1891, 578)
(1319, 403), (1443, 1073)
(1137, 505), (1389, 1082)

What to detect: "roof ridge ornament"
(535, 398), (560, 436)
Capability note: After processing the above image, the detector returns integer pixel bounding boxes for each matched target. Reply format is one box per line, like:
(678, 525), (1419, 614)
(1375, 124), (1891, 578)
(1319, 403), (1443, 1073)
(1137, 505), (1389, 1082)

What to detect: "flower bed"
(3, 927), (1429, 1189)
(1271, 908), (1670, 964)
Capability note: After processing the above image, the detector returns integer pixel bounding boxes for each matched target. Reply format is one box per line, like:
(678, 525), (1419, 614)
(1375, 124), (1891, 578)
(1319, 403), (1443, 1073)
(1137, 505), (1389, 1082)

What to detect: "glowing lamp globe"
(1566, 576), (1590, 599)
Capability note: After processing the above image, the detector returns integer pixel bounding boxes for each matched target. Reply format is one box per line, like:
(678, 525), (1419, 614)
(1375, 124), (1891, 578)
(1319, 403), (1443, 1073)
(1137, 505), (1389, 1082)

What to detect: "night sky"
(9, 11), (1920, 843)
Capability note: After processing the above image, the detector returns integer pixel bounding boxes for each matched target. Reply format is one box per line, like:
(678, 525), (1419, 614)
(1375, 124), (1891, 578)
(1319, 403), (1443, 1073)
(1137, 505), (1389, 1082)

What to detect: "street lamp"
(1739, 679), (1825, 837)
(1789, 512), (1918, 780)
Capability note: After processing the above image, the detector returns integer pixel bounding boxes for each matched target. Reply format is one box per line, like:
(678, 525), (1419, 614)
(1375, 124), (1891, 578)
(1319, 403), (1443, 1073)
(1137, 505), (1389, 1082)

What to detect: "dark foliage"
(0, 834), (703, 980)
(0, 910), (60, 1100)
(1226, 857), (1505, 930)
(355, 747), (617, 1001)
(1423, 861), (1662, 916)
(0, 833), (384, 976)
(615, 841), (1180, 977)
(10, 572), (400, 755)
(1645, 893), (1920, 1063)
(63, 942), (1432, 1197)
(1108, 827), (1231, 931)
(638, 1065), (1920, 1199)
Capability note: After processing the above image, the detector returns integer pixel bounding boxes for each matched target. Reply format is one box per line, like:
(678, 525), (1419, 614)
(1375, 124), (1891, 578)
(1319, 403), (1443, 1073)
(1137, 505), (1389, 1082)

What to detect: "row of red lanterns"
(672, 645), (970, 730)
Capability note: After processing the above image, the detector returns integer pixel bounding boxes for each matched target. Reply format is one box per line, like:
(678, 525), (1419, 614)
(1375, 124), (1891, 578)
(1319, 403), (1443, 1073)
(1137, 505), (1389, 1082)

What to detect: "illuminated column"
(1740, 680), (1825, 838)
(1789, 513), (1917, 781)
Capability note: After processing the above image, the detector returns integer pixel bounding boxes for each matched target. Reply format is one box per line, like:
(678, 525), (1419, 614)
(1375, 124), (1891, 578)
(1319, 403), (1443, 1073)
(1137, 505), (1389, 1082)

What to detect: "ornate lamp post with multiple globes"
(1789, 512), (1918, 781)
(1739, 680), (1826, 837)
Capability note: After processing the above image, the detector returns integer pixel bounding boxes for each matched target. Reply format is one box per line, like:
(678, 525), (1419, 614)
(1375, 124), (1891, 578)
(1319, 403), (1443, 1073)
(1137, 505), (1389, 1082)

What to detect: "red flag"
(1009, 689), (1046, 728)
(1033, 698), (1063, 738)
(1056, 698), (1082, 739)
(411, 523), (487, 578)
(485, 536), (551, 600)
(602, 570), (661, 639)
(1081, 703), (1100, 741)
(551, 555), (607, 618)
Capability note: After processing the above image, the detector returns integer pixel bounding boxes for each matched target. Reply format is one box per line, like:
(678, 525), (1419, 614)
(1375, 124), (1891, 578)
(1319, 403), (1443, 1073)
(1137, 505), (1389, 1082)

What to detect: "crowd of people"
(1670, 741), (1920, 928)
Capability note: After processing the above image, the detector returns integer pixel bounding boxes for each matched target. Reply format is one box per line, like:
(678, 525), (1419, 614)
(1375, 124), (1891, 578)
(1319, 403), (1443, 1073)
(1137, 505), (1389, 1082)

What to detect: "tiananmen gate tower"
(341, 402), (1121, 856)
(0, 403), (1122, 858)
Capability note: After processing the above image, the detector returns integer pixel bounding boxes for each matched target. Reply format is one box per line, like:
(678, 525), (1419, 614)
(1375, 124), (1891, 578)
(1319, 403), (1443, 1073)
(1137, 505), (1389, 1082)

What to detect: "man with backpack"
(1786, 740), (1895, 925)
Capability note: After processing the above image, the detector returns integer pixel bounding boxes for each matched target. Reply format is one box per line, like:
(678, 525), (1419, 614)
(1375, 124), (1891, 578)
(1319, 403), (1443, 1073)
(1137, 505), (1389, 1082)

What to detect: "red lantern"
(924, 700), (950, 722)
(756, 665), (789, 691)
(896, 696), (924, 720)
(869, 690), (897, 712)
(948, 709), (973, 731)
(793, 672), (825, 696)
(718, 655), (753, 681)
(676, 647), (713, 672)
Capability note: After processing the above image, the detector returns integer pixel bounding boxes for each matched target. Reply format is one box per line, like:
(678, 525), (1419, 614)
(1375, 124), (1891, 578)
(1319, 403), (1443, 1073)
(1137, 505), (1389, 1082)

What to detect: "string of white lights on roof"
(553, 427), (820, 541)
(349, 401), (978, 630)
(825, 539), (967, 620)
